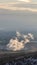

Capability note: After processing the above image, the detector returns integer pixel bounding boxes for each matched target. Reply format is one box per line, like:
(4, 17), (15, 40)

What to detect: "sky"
(0, 0), (37, 2)
(0, 0), (37, 12)
(0, 0), (37, 31)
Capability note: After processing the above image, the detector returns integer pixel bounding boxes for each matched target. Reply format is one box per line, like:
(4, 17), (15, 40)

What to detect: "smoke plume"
(7, 32), (34, 51)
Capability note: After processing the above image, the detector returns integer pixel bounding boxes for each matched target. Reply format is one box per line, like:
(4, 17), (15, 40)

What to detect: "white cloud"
(0, 4), (37, 12)
(0, 2), (37, 13)
(18, 0), (32, 3)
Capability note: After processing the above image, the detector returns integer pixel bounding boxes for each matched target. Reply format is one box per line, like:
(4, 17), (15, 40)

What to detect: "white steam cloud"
(16, 31), (21, 37)
(7, 32), (34, 51)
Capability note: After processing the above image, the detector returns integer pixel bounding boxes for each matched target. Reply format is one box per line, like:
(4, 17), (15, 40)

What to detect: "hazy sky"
(0, 0), (37, 12)
(0, 0), (37, 2)
(0, 0), (37, 31)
